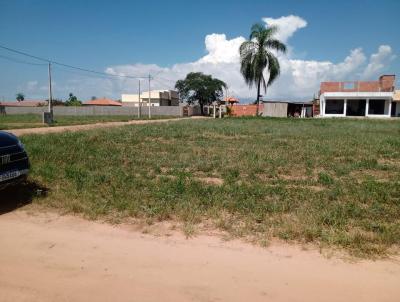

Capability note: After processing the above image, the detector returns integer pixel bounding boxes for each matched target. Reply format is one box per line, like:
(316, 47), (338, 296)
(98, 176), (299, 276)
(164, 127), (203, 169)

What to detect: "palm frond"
(266, 52), (280, 86)
(249, 23), (264, 40)
(265, 38), (287, 53)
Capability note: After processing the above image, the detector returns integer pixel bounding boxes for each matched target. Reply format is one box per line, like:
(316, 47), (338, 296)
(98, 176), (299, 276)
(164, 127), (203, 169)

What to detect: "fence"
(2, 106), (187, 117)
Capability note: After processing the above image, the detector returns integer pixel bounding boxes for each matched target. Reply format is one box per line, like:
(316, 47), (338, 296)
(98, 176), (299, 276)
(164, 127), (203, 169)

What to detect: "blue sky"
(0, 0), (399, 101)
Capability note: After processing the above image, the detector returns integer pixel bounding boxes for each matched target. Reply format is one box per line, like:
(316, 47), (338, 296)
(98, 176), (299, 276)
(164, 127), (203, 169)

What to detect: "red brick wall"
(379, 75), (395, 92)
(230, 104), (264, 116)
(320, 75), (395, 94)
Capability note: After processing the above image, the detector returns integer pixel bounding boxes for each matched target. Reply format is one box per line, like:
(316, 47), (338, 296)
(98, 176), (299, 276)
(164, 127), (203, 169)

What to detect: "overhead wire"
(0, 44), (148, 79)
(0, 53), (47, 66)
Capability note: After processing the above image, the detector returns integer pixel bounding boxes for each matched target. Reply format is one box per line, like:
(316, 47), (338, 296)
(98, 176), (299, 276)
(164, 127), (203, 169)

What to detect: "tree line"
(14, 93), (98, 106)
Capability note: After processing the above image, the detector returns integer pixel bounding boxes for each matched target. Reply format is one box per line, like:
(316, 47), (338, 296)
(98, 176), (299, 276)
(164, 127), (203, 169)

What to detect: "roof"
(83, 98), (122, 106)
(0, 100), (47, 107)
(263, 100), (314, 105)
(224, 97), (239, 103)
(393, 90), (400, 102)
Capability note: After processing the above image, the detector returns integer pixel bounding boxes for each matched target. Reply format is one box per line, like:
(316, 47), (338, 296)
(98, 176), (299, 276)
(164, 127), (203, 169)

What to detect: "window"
(325, 99), (344, 114)
(368, 99), (385, 115)
(343, 82), (356, 90)
(346, 99), (366, 116)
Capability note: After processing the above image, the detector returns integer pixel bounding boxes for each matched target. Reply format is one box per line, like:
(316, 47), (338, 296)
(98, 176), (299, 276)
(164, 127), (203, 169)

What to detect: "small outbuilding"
(263, 100), (313, 118)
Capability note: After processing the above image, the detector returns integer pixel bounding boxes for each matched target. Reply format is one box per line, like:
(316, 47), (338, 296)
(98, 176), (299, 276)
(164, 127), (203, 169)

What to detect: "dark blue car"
(0, 131), (30, 189)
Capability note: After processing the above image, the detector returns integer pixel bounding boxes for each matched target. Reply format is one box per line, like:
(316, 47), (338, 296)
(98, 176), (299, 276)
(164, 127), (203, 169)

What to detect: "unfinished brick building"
(318, 75), (399, 118)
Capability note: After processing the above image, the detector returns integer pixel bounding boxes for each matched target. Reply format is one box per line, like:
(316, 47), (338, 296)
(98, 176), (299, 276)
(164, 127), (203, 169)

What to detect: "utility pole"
(138, 79), (141, 118)
(148, 74), (151, 119)
(45, 61), (53, 124)
(48, 62), (53, 114)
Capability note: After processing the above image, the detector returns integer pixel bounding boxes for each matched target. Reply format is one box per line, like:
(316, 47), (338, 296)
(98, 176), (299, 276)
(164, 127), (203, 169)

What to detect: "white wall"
(121, 94), (140, 103)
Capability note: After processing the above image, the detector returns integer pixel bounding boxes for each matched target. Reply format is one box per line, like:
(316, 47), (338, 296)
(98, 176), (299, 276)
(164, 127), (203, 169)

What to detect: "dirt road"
(0, 211), (399, 302)
(7, 116), (204, 136)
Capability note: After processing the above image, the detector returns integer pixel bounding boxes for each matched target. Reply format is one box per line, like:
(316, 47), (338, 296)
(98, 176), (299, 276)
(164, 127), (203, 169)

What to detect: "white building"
(319, 75), (399, 118)
(121, 90), (179, 107)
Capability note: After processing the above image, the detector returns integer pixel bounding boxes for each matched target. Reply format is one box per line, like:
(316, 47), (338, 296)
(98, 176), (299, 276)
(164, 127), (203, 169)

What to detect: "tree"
(65, 93), (82, 106)
(45, 99), (65, 106)
(239, 23), (287, 115)
(91, 96), (97, 100)
(175, 72), (227, 115)
(16, 93), (25, 102)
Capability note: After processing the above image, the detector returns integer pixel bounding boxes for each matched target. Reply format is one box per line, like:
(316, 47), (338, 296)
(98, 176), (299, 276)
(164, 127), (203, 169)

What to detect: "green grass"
(0, 114), (176, 130)
(17, 117), (400, 257)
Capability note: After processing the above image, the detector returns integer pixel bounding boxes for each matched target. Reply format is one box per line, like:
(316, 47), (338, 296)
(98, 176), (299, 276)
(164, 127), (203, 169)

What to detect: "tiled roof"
(83, 98), (122, 106)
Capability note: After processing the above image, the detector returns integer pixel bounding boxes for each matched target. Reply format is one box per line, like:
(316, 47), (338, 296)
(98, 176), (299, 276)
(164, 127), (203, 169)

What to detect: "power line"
(53, 64), (131, 80)
(155, 75), (176, 83)
(0, 44), (148, 80)
(0, 53), (47, 66)
(152, 77), (175, 90)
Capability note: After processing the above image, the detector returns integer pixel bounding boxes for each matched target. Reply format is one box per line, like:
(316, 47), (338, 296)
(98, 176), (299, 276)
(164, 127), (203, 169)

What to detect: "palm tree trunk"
(256, 78), (261, 116)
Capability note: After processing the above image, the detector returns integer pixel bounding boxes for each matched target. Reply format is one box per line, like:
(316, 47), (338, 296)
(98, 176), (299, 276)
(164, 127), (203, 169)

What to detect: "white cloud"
(45, 15), (395, 101)
(262, 15), (307, 43)
(198, 34), (246, 64)
(362, 45), (396, 79)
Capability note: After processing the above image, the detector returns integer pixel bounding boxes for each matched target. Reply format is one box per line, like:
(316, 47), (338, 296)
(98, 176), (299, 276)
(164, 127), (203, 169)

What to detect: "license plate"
(1, 154), (11, 165)
(0, 170), (20, 182)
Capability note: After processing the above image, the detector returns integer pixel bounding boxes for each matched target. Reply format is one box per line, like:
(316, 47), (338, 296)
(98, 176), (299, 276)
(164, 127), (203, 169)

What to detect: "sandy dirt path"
(0, 211), (399, 302)
(7, 116), (205, 136)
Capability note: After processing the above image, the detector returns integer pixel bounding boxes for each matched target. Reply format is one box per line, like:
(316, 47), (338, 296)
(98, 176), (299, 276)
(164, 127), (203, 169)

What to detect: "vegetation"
(16, 92), (25, 102)
(0, 114), (176, 130)
(65, 93), (82, 106)
(175, 72), (226, 115)
(239, 23), (287, 114)
(16, 118), (400, 257)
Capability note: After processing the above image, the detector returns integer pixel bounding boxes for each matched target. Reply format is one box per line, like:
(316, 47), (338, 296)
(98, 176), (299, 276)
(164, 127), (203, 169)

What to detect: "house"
(263, 100), (314, 118)
(121, 90), (179, 107)
(0, 100), (47, 107)
(83, 98), (122, 106)
(318, 75), (398, 118)
(223, 96), (239, 106)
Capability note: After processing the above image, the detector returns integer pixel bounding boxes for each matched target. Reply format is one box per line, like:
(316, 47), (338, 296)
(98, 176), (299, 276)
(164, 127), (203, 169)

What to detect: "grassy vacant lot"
(0, 114), (174, 130)
(17, 117), (400, 257)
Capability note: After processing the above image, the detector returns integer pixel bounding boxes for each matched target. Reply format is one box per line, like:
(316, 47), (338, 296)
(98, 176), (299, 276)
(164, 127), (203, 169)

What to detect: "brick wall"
(379, 75), (395, 92)
(320, 75), (395, 94)
(230, 104), (264, 116)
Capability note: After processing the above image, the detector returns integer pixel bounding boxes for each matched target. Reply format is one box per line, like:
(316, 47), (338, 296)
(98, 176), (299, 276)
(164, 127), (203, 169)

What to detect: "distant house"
(0, 100), (47, 107)
(318, 75), (398, 118)
(83, 98), (122, 106)
(121, 90), (179, 107)
(223, 96), (239, 106)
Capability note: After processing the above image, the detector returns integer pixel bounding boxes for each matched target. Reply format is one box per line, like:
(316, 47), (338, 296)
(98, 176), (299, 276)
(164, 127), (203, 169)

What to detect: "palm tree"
(239, 23), (287, 115)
